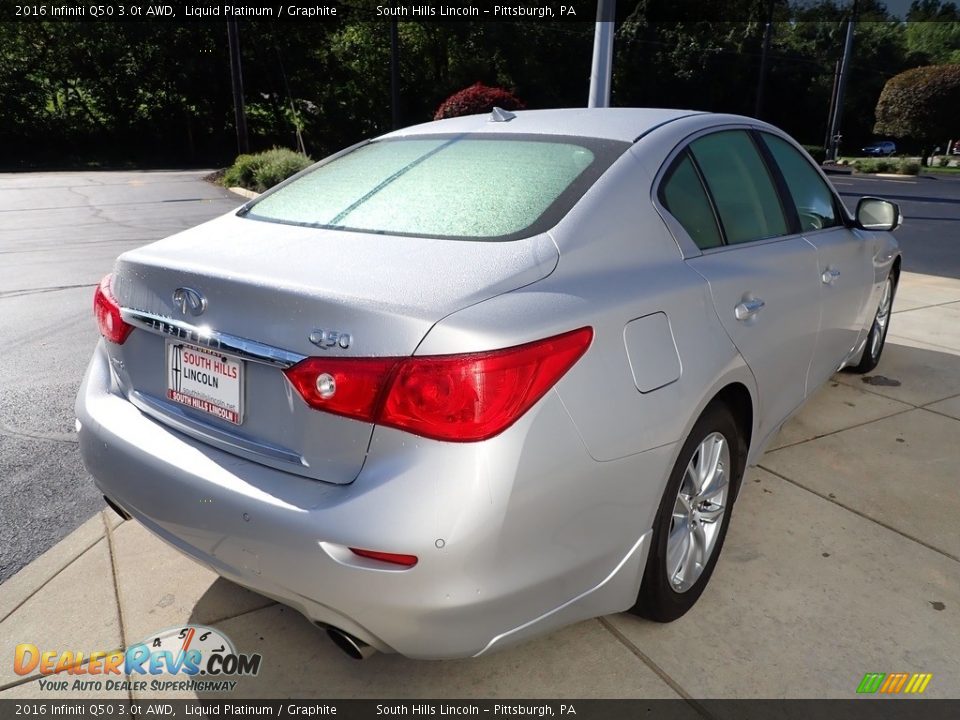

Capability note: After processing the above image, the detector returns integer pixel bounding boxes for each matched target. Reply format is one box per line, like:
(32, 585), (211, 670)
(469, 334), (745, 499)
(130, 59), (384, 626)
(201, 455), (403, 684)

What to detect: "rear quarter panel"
(417, 143), (758, 513)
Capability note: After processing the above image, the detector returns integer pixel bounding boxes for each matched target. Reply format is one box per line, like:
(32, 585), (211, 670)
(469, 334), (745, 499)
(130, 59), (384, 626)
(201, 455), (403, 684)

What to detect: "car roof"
(380, 107), (710, 143)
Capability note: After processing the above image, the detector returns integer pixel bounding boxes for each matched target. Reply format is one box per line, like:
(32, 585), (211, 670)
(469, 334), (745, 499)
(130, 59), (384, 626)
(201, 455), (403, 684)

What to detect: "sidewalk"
(2, 271), (959, 699)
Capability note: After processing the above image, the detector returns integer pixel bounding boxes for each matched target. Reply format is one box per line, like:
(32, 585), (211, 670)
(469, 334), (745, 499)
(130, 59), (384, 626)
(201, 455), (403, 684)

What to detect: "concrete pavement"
(2, 270), (958, 699)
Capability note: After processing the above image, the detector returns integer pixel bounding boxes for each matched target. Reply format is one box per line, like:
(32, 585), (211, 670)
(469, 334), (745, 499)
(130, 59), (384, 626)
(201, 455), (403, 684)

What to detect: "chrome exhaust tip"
(326, 627), (376, 660)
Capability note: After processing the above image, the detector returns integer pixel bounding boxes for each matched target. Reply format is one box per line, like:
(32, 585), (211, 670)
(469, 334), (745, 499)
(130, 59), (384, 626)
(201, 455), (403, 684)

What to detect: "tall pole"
(275, 47), (306, 155)
(823, 59), (841, 158)
(754, 0), (774, 119)
(227, 20), (249, 155)
(390, 20), (401, 129)
(828, 1), (858, 161)
(588, 0), (616, 108)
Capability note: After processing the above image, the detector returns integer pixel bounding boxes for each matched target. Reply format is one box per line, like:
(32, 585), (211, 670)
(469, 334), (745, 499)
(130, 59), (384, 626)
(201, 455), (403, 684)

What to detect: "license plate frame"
(165, 341), (244, 425)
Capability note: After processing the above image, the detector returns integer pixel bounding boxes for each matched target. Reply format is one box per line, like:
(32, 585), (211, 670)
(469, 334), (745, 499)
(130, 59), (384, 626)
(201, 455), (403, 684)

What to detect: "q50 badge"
(309, 329), (351, 350)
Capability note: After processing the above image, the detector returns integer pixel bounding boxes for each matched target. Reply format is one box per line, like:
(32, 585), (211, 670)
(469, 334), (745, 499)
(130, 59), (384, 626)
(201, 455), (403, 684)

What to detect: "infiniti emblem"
(172, 287), (207, 317)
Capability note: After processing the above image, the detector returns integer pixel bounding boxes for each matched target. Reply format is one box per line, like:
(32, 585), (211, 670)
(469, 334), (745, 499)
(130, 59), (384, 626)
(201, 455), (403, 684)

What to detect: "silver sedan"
(77, 108), (901, 659)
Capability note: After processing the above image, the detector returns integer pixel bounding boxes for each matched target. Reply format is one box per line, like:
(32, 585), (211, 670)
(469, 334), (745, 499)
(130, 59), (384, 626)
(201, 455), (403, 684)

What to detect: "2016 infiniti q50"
(77, 108), (901, 659)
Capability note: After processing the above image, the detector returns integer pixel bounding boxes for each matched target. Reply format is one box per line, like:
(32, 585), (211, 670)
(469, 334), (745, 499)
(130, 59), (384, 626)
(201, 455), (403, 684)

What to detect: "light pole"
(588, 0), (616, 108)
(754, 0), (775, 119)
(823, 60), (841, 157)
(226, 20), (249, 155)
(828, 0), (859, 161)
(390, 20), (401, 129)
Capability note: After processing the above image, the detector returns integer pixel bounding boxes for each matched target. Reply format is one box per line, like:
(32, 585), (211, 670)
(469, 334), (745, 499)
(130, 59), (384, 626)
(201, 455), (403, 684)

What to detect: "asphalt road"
(0, 169), (957, 584)
(834, 172), (960, 279)
(0, 171), (241, 582)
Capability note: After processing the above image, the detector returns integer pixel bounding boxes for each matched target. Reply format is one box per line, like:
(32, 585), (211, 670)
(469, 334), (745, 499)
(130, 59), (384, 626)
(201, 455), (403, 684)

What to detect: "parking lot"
(0, 172), (241, 582)
(1, 170), (959, 698)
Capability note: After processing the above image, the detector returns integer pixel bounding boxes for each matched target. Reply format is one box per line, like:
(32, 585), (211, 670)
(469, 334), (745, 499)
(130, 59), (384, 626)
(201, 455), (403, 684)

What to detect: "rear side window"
(761, 133), (840, 232)
(242, 135), (629, 241)
(659, 153), (723, 250)
(690, 130), (788, 245)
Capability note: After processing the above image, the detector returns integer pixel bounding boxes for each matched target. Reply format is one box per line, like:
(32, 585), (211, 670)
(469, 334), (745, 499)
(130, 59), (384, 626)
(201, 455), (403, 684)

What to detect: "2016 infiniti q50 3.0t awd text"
(76, 108), (901, 659)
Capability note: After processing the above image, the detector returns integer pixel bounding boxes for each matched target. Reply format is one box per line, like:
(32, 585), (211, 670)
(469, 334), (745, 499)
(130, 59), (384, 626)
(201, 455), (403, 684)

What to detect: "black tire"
(631, 403), (746, 622)
(847, 274), (895, 374)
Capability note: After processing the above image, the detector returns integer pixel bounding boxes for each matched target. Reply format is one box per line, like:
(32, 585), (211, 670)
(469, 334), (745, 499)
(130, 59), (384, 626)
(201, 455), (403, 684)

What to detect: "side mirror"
(856, 197), (902, 231)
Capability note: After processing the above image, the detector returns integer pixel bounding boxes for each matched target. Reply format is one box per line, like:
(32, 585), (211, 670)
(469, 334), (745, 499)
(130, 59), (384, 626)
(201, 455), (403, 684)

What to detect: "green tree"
(905, 23), (960, 64)
(907, 0), (960, 20)
(874, 64), (960, 163)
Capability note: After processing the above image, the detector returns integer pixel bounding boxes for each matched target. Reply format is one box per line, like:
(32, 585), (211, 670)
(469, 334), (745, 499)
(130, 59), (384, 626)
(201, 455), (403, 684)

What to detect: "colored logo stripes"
(857, 672), (932, 694)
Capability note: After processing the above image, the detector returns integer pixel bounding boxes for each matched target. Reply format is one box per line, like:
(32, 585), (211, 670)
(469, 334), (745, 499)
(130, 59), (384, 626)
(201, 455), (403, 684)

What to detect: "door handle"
(821, 269), (841, 285)
(734, 298), (765, 321)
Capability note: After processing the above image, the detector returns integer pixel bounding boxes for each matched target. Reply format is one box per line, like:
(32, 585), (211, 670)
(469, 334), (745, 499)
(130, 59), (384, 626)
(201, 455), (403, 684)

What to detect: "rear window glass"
(241, 135), (629, 241)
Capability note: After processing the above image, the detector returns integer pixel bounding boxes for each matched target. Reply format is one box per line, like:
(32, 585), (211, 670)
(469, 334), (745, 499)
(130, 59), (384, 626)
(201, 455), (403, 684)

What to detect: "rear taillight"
(380, 327), (593, 441)
(93, 274), (133, 344)
(283, 357), (398, 424)
(283, 327), (593, 442)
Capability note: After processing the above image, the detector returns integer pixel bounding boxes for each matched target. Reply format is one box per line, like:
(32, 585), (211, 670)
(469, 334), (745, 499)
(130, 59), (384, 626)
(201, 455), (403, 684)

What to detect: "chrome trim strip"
(121, 308), (306, 368)
(128, 390), (307, 467)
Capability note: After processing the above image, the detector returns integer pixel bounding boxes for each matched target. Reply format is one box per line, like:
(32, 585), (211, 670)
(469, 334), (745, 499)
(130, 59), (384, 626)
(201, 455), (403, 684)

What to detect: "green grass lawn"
(923, 165), (960, 175)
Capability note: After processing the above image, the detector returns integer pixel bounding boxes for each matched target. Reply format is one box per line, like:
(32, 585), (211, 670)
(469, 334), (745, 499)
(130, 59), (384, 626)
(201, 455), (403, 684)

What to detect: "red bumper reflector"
(349, 547), (418, 567)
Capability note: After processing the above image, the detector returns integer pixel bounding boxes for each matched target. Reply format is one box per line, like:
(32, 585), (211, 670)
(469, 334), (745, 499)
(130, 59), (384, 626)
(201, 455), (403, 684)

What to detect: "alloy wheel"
(666, 432), (730, 593)
(870, 277), (893, 359)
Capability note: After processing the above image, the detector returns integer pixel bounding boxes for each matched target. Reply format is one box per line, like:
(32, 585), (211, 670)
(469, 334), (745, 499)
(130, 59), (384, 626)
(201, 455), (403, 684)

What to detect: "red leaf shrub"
(434, 82), (526, 120)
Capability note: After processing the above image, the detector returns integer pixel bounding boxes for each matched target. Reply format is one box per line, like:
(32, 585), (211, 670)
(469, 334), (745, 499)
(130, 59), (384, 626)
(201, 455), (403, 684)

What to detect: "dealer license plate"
(165, 341), (244, 425)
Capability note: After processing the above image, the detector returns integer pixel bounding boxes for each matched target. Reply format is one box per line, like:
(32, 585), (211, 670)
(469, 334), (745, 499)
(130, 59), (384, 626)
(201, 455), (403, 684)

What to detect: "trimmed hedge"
(852, 156), (921, 175)
(802, 144), (827, 164)
(875, 64), (960, 142)
(222, 147), (313, 193)
(897, 157), (921, 175)
(852, 158), (891, 173)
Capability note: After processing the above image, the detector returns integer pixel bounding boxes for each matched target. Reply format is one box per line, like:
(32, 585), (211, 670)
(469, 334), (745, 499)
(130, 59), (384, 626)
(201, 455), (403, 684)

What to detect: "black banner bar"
(4, 1), (600, 23)
(0, 0), (880, 23)
(3, 700), (960, 720)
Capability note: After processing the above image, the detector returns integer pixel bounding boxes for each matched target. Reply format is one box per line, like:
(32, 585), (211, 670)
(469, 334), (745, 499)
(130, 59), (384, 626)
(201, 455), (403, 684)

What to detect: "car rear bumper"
(77, 341), (666, 658)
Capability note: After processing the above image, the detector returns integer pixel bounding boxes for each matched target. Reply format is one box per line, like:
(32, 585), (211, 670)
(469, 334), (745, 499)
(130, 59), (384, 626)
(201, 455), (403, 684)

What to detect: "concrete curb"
(228, 186), (260, 200)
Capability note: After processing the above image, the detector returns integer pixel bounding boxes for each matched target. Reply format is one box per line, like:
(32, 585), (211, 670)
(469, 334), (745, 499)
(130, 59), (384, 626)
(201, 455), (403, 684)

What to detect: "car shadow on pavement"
(186, 577), (679, 698)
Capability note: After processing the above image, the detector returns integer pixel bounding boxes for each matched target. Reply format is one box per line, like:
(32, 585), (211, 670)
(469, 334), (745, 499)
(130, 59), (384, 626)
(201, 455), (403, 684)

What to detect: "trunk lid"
(108, 212), (558, 484)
